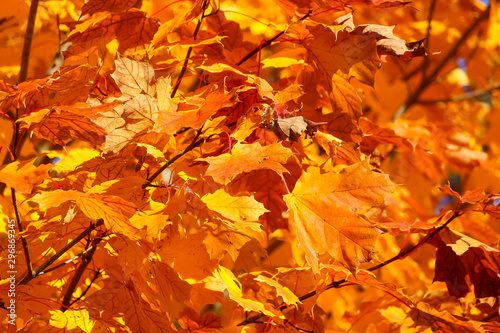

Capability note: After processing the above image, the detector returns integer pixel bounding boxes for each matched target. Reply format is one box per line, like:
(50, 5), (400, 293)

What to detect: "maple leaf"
(48, 309), (95, 332)
(0, 158), (52, 194)
(81, 0), (138, 16)
(77, 194), (140, 239)
(18, 107), (108, 146)
(270, 116), (308, 141)
(228, 169), (290, 231)
(408, 302), (490, 333)
(284, 160), (395, 272)
(84, 277), (174, 333)
(177, 307), (222, 332)
(428, 227), (500, 299)
(111, 57), (156, 99)
(205, 266), (283, 318)
(202, 188), (269, 223)
(66, 10), (159, 54)
(199, 142), (292, 185)
(4, 0), (500, 330)
(439, 183), (494, 205)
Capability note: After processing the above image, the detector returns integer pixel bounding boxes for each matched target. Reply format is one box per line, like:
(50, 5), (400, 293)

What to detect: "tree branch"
(171, 0), (209, 98)
(69, 268), (101, 307)
(18, 219), (104, 285)
(238, 211), (461, 327)
(393, 4), (491, 119)
(18, 0), (39, 83)
(237, 10), (312, 67)
(2, 0), (40, 269)
(60, 231), (106, 312)
(417, 84), (500, 104)
(11, 187), (35, 279)
(143, 124), (206, 188)
(421, 0), (438, 81)
(367, 211), (459, 272)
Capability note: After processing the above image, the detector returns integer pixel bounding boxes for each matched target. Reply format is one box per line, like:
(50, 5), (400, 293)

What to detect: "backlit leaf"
(284, 160), (395, 272)
(202, 188), (269, 222)
(199, 142), (292, 185)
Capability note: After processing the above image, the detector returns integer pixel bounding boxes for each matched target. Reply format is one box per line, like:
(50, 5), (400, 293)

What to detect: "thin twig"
(421, 0), (438, 81)
(18, 219), (104, 285)
(12, 187), (35, 279)
(418, 85), (500, 104)
(143, 124), (206, 188)
(171, 0), (209, 98)
(367, 211), (459, 271)
(237, 10), (312, 66)
(60, 231), (106, 312)
(238, 211), (461, 327)
(393, 4), (491, 119)
(69, 268), (101, 307)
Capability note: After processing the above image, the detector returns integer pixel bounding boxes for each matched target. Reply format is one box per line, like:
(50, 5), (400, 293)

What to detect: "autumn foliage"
(1, 0), (500, 331)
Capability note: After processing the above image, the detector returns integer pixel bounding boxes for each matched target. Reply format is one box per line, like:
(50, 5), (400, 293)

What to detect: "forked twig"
(18, 219), (104, 285)
(60, 231), (106, 312)
(394, 4), (491, 119)
(143, 123), (206, 188)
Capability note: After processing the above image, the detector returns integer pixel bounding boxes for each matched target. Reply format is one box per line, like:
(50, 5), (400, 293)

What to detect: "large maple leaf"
(284, 160), (395, 272)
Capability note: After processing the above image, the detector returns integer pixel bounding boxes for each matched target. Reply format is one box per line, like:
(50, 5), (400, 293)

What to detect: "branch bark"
(171, 0), (209, 98)
(237, 210), (461, 327)
(393, 4), (491, 119)
(18, 0), (40, 83)
(60, 231), (106, 312)
(18, 219), (104, 285)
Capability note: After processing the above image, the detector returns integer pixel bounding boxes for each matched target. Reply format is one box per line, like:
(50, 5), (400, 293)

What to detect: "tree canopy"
(1, 0), (500, 332)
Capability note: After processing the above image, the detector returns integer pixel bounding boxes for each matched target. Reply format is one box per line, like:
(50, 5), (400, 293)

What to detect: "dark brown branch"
(69, 268), (101, 307)
(421, 0), (438, 81)
(237, 10), (312, 67)
(367, 211), (459, 271)
(18, 0), (39, 83)
(393, 4), (491, 119)
(18, 219), (104, 285)
(2, 1), (40, 264)
(171, 0), (209, 98)
(417, 84), (500, 104)
(143, 124), (206, 188)
(12, 187), (35, 279)
(60, 231), (106, 312)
